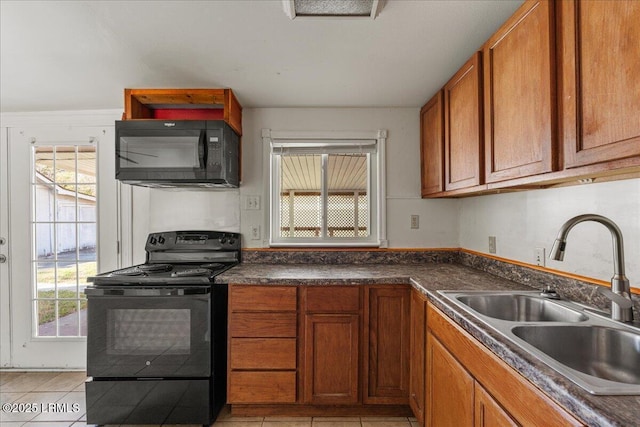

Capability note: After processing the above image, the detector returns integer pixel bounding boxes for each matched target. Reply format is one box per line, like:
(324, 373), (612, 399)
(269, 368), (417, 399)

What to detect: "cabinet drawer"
(228, 371), (297, 403)
(230, 312), (297, 337)
(230, 338), (297, 370)
(306, 286), (360, 313)
(231, 285), (297, 312)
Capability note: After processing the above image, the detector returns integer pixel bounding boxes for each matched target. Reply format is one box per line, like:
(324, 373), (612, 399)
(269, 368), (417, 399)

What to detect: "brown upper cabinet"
(483, 0), (556, 183)
(444, 52), (484, 190)
(420, 91), (444, 196)
(421, 0), (640, 197)
(558, 0), (640, 169)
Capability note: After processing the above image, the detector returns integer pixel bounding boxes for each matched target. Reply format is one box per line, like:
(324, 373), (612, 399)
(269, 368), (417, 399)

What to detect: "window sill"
(269, 240), (385, 248)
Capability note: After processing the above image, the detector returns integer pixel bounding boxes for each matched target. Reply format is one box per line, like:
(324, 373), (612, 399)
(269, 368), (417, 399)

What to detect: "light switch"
(245, 196), (260, 210)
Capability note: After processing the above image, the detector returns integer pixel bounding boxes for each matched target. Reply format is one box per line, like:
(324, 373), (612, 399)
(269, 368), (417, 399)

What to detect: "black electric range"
(84, 230), (240, 426)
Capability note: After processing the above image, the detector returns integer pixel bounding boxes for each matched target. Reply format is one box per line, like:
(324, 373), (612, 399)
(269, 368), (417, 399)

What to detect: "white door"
(1, 128), (11, 367)
(6, 124), (118, 368)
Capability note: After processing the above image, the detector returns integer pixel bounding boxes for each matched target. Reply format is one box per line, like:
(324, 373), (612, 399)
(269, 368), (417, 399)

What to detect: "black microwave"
(115, 120), (239, 188)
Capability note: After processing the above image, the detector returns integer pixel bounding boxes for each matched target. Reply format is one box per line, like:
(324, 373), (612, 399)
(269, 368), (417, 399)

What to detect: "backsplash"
(241, 248), (460, 264)
(241, 248), (640, 320)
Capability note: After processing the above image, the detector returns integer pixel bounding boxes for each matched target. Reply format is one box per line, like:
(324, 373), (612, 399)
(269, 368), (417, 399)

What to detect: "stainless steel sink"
(455, 293), (588, 322)
(512, 325), (640, 386)
(438, 290), (640, 395)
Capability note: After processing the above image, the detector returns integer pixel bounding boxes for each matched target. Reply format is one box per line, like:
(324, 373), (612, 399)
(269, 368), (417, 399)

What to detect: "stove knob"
(149, 237), (157, 245)
(158, 236), (165, 244)
(228, 238), (236, 245)
(219, 237), (227, 244)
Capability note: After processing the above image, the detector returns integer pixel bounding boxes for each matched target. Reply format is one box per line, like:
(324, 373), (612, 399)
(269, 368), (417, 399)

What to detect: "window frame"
(264, 129), (387, 247)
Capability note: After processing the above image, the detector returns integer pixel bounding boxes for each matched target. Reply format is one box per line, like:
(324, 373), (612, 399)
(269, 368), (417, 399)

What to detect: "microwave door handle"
(198, 130), (207, 169)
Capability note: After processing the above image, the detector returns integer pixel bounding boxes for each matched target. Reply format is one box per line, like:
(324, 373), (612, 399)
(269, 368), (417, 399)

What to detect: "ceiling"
(0, 0), (523, 112)
(281, 154), (367, 191)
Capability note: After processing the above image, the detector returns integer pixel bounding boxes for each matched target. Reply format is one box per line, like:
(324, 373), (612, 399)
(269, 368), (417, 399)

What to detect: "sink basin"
(455, 293), (588, 322)
(512, 325), (640, 386)
(438, 290), (640, 394)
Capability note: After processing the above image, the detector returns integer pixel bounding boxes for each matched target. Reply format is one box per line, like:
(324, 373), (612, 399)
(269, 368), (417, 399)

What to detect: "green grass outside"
(36, 261), (96, 285)
(36, 262), (94, 324)
(37, 290), (88, 324)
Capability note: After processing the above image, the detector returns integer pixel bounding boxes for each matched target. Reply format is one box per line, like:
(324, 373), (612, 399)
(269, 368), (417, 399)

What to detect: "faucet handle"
(597, 286), (634, 309)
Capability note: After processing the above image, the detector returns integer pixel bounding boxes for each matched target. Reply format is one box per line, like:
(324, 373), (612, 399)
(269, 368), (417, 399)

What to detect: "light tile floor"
(1, 372), (418, 427)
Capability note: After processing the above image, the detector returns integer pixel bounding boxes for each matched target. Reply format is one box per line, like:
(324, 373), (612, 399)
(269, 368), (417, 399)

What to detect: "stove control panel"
(145, 230), (241, 251)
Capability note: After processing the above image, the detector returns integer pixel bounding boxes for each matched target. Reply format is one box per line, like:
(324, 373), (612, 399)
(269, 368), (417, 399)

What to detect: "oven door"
(85, 287), (211, 378)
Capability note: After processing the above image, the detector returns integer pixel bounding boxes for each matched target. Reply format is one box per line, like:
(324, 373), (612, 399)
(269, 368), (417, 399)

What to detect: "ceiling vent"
(283, 0), (384, 19)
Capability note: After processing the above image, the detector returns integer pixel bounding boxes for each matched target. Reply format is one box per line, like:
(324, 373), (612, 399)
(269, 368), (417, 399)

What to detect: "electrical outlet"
(535, 247), (545, 266)
(488, 236), (497, 254)
(410, 215), (419, 229)
(245, 196), (260, 210)
(250, 225), (261, 240)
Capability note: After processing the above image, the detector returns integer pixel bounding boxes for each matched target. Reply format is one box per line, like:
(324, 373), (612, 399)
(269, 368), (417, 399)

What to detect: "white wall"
(239, 108), (460, 249)
(459, 179), (640, 289)
(129, 186), (240, 264)
(38, 107), (631, 291)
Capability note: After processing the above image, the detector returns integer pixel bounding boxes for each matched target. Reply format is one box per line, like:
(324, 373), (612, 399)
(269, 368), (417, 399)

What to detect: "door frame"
(1, 109), (121, 368)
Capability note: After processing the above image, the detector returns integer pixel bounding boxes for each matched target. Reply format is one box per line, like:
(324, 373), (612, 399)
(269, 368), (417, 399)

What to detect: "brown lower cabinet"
(227, 283), (412, 415)
(227, 285), (298, 405)
(303, 312), (360, 405)
(408, 290), (427, 424)
(364, 286), (411, 405)
(426, 302), (584, 427)
(227, 285), (585, 425)
(302, 286), (362, 405)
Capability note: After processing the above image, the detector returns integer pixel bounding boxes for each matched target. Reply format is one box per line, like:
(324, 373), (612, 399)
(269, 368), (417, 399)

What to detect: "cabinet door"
(304, 314), (360, 405)
(409, 290), (427, 423)
(420, 91), (445, 196)
(559, 0), (640, 168)
(483, 0), (556, 183)
(365, 286), (410, 404)
(475, 383), (519, 427)
(445, 52), (484, 190)
(426, 331), (474, 427)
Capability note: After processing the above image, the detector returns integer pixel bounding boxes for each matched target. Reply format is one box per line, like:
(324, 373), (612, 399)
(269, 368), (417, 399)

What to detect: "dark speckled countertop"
(217, 262), (640, 427)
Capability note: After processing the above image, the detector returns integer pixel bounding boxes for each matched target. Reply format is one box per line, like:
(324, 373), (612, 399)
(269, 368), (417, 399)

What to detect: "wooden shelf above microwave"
(123, 88), (243, 136)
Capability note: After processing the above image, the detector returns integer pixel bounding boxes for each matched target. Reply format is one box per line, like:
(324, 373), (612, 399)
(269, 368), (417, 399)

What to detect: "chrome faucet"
(550, 214), (634, 323)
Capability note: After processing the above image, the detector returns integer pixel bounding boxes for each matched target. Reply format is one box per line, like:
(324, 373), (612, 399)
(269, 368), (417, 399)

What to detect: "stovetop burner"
(200, 263), (224, 269)
(110, 263), (174, 277)
(171, 268), (213, 278)
(87, 230), (240, 286)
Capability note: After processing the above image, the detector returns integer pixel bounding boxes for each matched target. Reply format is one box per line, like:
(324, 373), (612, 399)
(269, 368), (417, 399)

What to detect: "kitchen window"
(265, 130), (387, 247)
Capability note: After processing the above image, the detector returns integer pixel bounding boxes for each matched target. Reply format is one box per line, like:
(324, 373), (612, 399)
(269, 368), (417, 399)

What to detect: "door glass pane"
(32, 144), (96, 337)
(34, 147), (55, 181)
(56, 261), (78, 298)
(37, 300), (57, 337)
(34, 184), (55, 222)
(54, 146), (77, 183)
(58, 300), (80, 336)
(119, 135), (200, 168)
(327, 154), (368, 238)
(35, 223), (55, 261)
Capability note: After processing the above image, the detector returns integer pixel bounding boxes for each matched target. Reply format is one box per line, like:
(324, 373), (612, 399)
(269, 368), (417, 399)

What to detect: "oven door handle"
(84, 287), (211, 297)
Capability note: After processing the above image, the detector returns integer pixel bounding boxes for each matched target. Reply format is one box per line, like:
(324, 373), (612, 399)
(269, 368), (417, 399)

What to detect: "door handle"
(0, 254), (6, 263)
